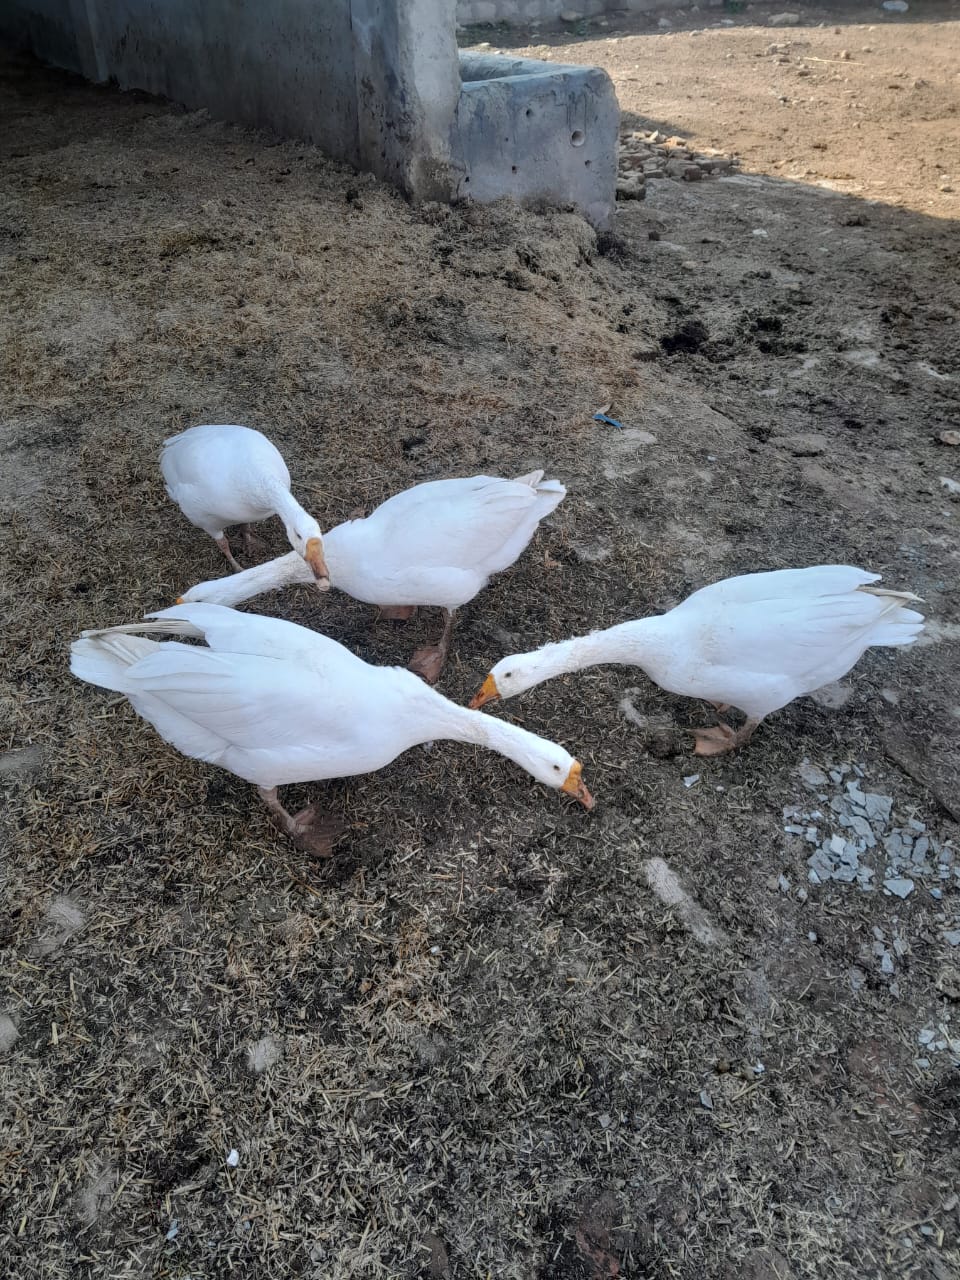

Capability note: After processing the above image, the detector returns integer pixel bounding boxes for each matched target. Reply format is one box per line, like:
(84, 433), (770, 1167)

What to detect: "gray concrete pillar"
(352, 0), (462, 202)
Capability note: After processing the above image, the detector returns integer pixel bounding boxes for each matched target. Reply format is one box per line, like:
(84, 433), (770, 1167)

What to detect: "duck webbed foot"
(215, 535), (245, 573)
(257, 787), (345, 857)
(241, 525), (271, 558)
(408, 609), (454, 686)
(692, 716), (762, 756)
(408, 645), (448, 685)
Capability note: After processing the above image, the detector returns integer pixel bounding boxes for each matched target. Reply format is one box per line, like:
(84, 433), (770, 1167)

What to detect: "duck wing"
(83, 602), (360, 674)
(683, 565), (881, 610)
(692, 580), (923, 687)
(363, 473), (565, 576)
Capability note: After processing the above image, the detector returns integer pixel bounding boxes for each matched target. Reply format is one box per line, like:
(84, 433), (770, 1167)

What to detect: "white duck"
(470, 566), (924, 755)
(70, 603), (593, 855)
(161, 423), (329, 584)
(176, 470), (566, 683)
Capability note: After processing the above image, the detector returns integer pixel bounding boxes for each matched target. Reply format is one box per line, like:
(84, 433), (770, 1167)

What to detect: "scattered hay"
(1, 39), (958, 1280)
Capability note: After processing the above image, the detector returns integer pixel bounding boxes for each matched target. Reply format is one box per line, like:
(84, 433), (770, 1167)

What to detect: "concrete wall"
(459, 0), (722, 22)
(1, 0), (619, 225)
(3, 0), (367, 177)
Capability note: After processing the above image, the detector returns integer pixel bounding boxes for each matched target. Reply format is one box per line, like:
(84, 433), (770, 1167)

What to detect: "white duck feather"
(161, 424), (329, 583)
(70, 603), (592, 853)
(472, 566), (924, 754)
(177, 470), (566, 680)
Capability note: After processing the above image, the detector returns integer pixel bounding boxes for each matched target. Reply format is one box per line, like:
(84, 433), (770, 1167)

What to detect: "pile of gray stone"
(617, 129), (740, 200)
(783, 759), (957, 900)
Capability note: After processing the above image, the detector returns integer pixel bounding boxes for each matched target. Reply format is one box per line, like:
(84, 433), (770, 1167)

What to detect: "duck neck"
(199, 552), (311, 606)
(404, 681), (558, 777)
(272, 486), (319, 542)
(533, 617), (672, 682)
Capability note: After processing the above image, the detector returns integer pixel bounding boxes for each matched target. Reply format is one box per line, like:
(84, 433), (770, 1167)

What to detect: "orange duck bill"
(304, 537), (331, 588)
(469, 674), (500, 709)
(561, 761), (594, 810)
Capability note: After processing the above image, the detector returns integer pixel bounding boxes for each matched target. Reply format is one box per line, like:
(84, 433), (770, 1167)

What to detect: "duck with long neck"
(69, 602), (594, 859)
(257, 675), (596, 851)
(469, 565), (926, 756)
(175, 469), (568, 684)
(160, 423), (330, 584)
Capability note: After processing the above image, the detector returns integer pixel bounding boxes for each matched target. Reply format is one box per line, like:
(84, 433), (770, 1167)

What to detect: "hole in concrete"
(584, 160), (591, 168)
(570, 130), (585, 147)
(511, 165), (517, 173)
(525, 108), (533, 117)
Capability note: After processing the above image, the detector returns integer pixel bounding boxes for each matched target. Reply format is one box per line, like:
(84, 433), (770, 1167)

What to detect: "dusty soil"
(1, 5), (959, 1278)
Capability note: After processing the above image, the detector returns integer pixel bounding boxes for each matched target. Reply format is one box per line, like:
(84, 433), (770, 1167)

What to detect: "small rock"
(863, 793), (893, 824)
(939, 430), (960, 446)
(559, 9), (584, 21)
(786, 432), (828, 457)
(798, 760), (828, 789)
(31, 896), (86, 958)
(0, 1014), (18, 1053)
(0, 745), (44, 782)
(881, 0), (908, 11)
(884, 877), (915, 899)
(226, 1148), (240, 1168)
(658, 16), (672, 27)
(767, 11), (801, 25)
(616, 178), (646, 202)
(944, 930), (960, 947)
(941, 476), (960, 496)
(938, 967), (960, 1000)
(810, 682), (853, 709)
(682, 165), (703, 182)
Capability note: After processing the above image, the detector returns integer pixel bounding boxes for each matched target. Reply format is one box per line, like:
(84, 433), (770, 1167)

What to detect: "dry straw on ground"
(2, 13), (960, 1278)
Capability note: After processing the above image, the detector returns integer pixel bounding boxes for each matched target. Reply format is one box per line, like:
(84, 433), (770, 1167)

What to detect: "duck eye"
(553, 764), (561, 772)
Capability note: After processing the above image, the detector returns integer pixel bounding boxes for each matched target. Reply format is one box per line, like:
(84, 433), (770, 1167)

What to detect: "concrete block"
(456, 52), (619, 228)
(4, 0), (619, 225)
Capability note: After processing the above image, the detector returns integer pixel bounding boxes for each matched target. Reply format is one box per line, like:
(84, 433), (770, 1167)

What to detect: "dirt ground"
(1, 4), (959, 1277)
